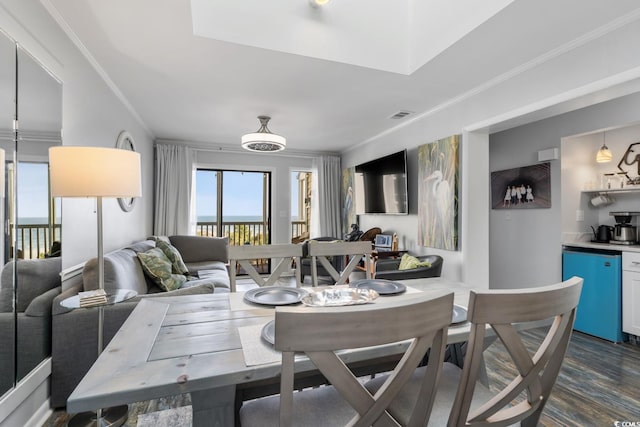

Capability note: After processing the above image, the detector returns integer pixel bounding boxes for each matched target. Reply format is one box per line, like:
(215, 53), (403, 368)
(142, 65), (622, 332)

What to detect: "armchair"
(375, 254), (443, 280)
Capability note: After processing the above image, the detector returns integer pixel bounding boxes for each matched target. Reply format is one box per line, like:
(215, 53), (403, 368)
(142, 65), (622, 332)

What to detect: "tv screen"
(354, 150), (408, 215)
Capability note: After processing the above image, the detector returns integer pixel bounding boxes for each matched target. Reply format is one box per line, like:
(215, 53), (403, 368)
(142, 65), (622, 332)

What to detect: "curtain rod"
(155, 139), (340, 159)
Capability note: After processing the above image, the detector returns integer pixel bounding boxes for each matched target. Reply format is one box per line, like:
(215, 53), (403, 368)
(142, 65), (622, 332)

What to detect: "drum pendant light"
(241, 116), (286, 153)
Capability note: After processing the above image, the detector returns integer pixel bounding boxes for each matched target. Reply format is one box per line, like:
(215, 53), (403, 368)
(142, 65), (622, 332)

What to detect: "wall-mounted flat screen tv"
(354, 150), (408, 215)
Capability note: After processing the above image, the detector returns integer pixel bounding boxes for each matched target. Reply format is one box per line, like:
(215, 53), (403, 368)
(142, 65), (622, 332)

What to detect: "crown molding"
(40, 0), (154, 139)
(155, 138), (339, 159)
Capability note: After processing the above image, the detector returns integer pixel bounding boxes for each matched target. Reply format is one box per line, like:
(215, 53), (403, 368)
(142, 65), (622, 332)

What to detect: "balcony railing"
(196, 221), (268, 246)
(12, 223), (62, 260)
(11, 220), (307, 261)
(196, 220), (310, 245)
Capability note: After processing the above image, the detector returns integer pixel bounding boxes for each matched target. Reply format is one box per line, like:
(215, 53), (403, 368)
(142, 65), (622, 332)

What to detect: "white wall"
(342, 13), (640, 289)
(563, 120), (640, 239)
(490, 91), (640, 290)
(0, 0), (155, 270)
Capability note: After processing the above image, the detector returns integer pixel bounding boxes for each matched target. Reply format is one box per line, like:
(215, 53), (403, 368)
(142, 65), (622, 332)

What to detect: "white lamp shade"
(49, 146), (142, 198)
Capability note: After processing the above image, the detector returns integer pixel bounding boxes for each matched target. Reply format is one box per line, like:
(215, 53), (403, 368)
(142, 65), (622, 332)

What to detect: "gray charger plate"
(243, 286), (307, 306)
(452, 304), (468, 325)
(349, 279), (406, 295)
(261, 320), (276, 345)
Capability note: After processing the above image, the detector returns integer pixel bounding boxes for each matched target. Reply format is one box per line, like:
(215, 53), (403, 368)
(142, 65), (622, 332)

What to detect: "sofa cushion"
(125, 239), (156, 253)
(169, 235), (228, 263)
(83, 249), (149, 295)
(144, 279), (215, 295)
(0, 258), (62, 312)
(137, 248), (187, 292)
(185, 260), (228, 276)
(156, 240), (189, 275)
(398, 254), (431, 270)
(193, 267), (231, 290)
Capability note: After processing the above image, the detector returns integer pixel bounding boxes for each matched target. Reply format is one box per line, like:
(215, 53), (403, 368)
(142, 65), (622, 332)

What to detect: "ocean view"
(17, 217), (53, 225)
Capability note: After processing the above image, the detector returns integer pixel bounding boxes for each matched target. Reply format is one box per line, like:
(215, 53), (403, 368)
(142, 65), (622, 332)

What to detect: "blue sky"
(195, 170), (299, 218)
(18, 162), (49, 218)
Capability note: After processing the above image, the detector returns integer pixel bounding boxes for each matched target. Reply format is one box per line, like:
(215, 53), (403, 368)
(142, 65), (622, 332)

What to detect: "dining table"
(66, 278), (479, 426)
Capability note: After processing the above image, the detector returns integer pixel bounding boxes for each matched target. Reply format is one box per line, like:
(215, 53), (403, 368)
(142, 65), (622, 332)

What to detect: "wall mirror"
(0, 28), (16, 399)
(0, 30), (63, 399)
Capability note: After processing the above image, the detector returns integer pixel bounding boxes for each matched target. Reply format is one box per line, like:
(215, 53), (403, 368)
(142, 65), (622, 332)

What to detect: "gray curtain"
(153, 144), (195, 236)
(311, 155), (342, 238)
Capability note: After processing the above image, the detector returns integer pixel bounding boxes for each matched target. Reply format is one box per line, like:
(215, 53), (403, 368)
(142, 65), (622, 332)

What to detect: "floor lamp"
(49, 146), (142, 427)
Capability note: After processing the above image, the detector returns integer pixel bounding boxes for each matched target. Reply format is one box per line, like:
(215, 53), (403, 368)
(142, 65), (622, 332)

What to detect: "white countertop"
(562, 240), (640, 253)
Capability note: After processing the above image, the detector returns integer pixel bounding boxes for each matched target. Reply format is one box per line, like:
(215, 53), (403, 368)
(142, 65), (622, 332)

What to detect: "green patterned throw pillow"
(398, 254), (432, 270)
(156, 240), (189, 275)
(137, 247), (187, 291)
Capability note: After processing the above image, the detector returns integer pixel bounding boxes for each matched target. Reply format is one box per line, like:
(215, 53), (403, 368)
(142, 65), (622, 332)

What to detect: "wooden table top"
(67, 278), (475, 414)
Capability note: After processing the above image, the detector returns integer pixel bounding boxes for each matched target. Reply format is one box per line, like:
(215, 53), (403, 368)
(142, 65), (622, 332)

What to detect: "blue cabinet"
(562, 249), (626, 342)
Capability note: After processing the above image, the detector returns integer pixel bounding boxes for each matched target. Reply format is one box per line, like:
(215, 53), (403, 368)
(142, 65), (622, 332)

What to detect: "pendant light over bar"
(241, 116), (286, 152)
(596, 131), (612, 163)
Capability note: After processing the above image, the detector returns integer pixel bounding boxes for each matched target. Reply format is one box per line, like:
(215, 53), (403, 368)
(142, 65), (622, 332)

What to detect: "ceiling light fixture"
(241, 116), (286, 153)
(596, 131), (612, 163)
(309, 0), (331, 8)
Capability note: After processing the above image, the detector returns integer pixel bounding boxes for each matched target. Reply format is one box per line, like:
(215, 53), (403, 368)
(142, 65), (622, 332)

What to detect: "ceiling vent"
(389, 110), (413, 120)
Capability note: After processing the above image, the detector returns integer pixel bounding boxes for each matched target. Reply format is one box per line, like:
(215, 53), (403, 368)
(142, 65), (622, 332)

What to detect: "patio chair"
(239, 290), (454, 427)
(365, 276), (583, 426)
(228, 244), (302, 292)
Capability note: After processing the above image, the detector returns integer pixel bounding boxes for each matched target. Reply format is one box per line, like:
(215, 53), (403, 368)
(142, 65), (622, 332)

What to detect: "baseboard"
(0, 358), (51, 426)
(26, 398), (52, 427)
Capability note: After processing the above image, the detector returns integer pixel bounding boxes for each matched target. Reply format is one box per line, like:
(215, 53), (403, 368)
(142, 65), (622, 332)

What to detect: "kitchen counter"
(562, 240), (640, 253)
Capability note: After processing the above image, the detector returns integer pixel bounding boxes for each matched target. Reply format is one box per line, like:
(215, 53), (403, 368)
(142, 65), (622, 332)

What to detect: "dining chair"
(365, 276), (583, 427)
(299, 237), (344, 284)
(307, 240), (373, 286)
(239, 290), (454, 427)
(228, 244), (302, 292)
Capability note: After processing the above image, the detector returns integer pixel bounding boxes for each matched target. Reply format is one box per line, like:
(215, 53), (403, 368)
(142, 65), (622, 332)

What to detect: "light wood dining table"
(66, 278), (477, 426)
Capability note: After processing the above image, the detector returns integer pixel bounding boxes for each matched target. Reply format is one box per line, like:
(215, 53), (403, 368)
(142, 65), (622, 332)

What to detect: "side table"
(60, 289), (138, 427)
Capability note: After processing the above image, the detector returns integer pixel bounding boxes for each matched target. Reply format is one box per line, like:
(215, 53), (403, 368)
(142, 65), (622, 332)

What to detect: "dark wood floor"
(484, 327), (640, 427)
(45, 327), (640, 426)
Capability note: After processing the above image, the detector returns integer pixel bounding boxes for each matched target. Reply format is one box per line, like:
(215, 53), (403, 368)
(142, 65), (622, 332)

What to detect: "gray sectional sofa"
(51, 235), (230, 408)
(0, 257), (62, 395)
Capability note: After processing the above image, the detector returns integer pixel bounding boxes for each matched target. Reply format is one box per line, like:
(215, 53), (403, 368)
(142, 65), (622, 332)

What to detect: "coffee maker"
(609, 211), (640, 245)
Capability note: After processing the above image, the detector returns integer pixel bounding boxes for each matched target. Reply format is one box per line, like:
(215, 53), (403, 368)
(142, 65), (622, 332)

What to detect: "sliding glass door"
(196, 169), (271, 272)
